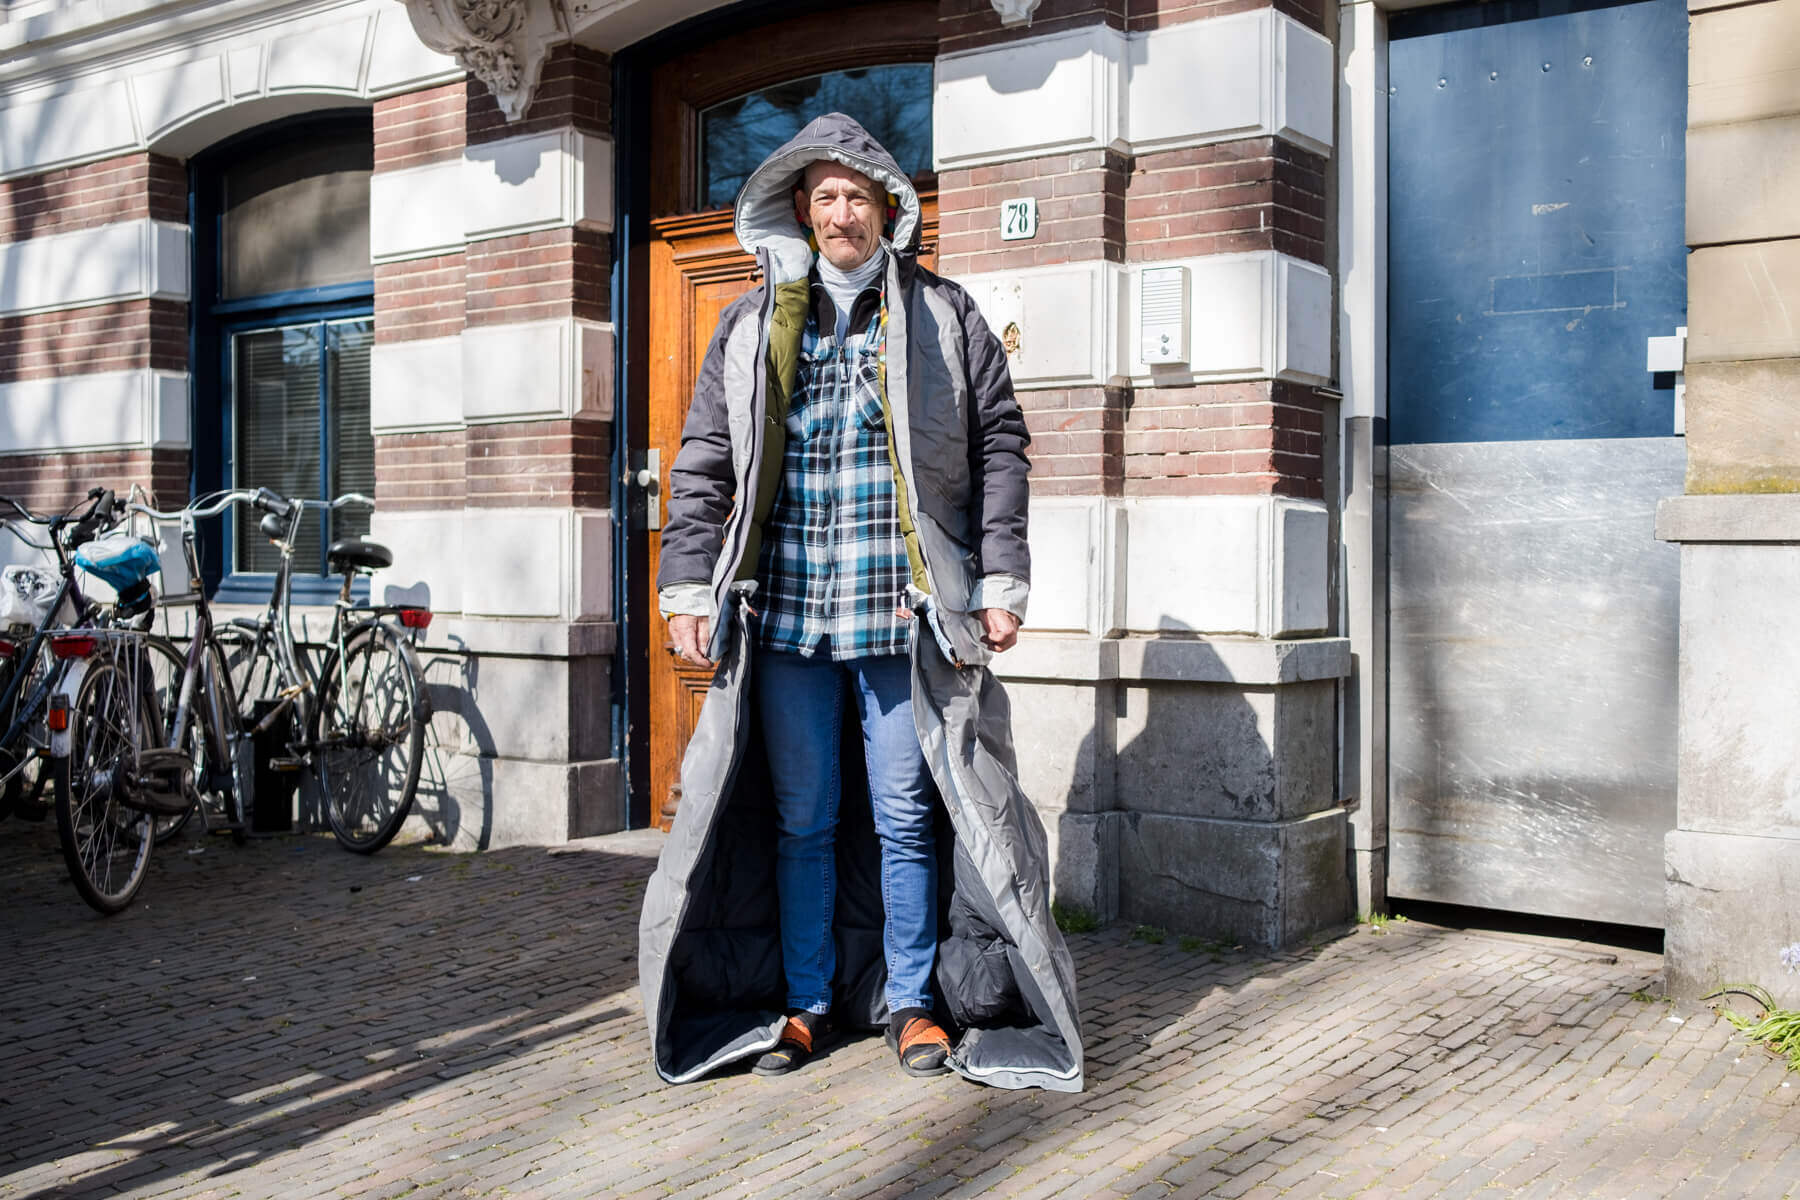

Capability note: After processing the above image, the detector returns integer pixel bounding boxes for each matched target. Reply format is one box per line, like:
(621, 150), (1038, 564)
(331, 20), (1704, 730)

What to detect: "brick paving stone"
(7, 824), (1800, 1199)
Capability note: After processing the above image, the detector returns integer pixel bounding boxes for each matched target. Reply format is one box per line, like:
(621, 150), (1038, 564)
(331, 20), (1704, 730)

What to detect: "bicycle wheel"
(53, 659), (155, 914)
(1, 642), (54, 822)
(314, 622), (424, 853)
(215, 624), (282, 724)
(142, 636), (196, 844)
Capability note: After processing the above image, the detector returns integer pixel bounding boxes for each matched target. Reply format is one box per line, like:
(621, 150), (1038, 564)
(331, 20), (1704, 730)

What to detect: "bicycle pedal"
(268, 756), (305, 773)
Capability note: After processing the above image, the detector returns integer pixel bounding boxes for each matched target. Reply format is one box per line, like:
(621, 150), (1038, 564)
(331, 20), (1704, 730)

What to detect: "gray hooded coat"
(638, 114), (1084, 1092)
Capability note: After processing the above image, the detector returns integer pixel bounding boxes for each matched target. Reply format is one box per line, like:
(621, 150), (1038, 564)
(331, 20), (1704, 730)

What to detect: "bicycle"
(214, 487), (433, 853)
(1, 489), (121, 824)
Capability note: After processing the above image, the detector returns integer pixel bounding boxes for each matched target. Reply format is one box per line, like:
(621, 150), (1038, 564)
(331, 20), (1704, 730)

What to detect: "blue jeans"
(753, 648), (937, 1016)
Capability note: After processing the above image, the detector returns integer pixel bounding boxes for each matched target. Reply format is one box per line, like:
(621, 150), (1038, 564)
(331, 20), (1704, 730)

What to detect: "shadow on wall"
(372, 580), (499, 852)
(1052, 619), (1346, 948)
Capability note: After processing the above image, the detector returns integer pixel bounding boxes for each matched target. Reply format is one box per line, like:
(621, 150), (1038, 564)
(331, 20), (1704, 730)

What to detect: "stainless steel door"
(1385, 0), (1687, 927)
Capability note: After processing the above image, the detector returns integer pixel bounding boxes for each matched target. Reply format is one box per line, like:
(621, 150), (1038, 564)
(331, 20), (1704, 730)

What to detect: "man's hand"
(977, 608), (1021, 653)
(669, 614), (714, 668)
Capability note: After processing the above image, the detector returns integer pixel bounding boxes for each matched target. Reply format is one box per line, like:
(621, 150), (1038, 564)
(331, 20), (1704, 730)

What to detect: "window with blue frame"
(192, 114), (375, 601)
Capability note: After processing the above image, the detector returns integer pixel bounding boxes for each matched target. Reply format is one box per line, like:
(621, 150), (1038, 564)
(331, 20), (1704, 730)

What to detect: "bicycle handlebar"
(127, 489), (376, 522)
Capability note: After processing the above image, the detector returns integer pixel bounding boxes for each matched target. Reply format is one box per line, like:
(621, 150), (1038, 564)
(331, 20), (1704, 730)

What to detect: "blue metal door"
(1386, 0), (1687, 926)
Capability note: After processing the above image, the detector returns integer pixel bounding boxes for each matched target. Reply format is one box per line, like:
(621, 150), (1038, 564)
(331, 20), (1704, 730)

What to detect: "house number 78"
(1000, 197), (1038, 242)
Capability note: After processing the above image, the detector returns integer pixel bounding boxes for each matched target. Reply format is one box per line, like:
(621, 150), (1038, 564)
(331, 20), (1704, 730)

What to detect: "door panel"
(634, 2), (941, 830)
(1385, 0), (1687, 926)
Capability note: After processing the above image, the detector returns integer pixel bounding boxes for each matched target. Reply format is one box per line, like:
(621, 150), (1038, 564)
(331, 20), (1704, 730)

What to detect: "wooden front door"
(636, 2), (938, 829)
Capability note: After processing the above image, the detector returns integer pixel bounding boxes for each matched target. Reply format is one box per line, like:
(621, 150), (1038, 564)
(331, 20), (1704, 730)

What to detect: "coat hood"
(733, 112), (922, 286)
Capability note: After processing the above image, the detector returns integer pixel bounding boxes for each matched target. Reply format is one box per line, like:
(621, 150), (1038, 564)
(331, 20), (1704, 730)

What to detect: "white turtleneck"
(817, 246), (886, 342)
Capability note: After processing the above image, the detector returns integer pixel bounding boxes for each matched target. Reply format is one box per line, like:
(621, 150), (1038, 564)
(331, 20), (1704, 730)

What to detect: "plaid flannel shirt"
(753, 282), (911, 660)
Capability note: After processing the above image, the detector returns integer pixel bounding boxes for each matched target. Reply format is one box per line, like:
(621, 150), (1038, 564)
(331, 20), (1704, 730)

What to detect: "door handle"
(622, 448), (662, 529)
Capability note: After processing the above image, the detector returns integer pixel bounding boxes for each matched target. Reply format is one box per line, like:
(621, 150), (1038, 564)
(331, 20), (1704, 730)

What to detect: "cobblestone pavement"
(3, 817), (1797, 1200)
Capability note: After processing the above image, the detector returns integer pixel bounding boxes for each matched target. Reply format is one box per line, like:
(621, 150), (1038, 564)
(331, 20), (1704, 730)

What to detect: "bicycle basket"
(75, 532), (162, 591)
(0, 564), (58, 628)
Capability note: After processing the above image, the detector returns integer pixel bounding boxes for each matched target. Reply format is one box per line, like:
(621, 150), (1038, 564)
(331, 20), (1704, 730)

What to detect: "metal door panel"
(1387, 437), (1681, 926)
(1386, 0), (1686, 924)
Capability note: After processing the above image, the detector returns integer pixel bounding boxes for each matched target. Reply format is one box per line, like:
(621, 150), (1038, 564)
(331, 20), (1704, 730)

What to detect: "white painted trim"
(371, 129), (616, 263)
(0, 218), (188, 317)
(936, 10), (1334, 170)
(0, 369), (190, 455)
(0, 2), (459, 180)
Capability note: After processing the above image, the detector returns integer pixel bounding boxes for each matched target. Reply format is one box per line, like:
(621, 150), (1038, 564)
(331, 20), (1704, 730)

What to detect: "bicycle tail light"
(50, 634), (97, 660)
(398, 608), (433, 630)
(47, 694), (69, 732)
(0, 638), (13, 659)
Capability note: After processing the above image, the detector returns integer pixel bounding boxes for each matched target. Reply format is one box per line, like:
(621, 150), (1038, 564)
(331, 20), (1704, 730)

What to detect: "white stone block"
(365, 5), (461, 96)
(129, 54), (228, 143)
(228, 45), (265, 99)
(935, 23), (1127, 168)
(370, 158), (466, 262)
(456, 508), (611, 621)
(1274, 13), (1334, 157)
(1126, 12), (1266, 153)
(461, 319), (614, 424)
(0, 80), (137, 179)
(969, 262), (1126, 388)
(1026, 497), (1124, 636)
(0, 218), (188, 317)
(369, 510), (464, 614)
(465, 130), (615, 240)
(0, 369), (189, 455)
(266, 14), (370, 94)
(936, 11), (1333, 169)
(574, 510), (613, 621)
(461, 511), (567, 619)
(1277, 255), (1332, 383)
(1123, 252), (1331, 386)
(1121, 496), (1328, 637)
(1273, 499), (1328, 636)
(371, 336), (464, 432)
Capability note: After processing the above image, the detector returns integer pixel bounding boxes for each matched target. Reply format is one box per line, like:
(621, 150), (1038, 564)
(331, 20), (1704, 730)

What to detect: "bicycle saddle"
(327, 538), (393, 571)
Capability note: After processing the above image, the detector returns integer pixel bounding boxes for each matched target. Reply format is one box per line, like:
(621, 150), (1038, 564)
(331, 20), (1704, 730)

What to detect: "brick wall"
(463, 229), (610, 328)
(0, 449), (187, 516)
(374, 431), (466, 513)
(466, 45), (610, 145)
(938, 0), (1125, 53)
(1021, 389), (1125, 497)
(1122, 381), (1324, 498)
(373, 82), (467, 171)
(466, 420), (610, 508)
(935, 0), (1331, 501)
(937, 151), (1128, 275)
(0, 153), (184, 244)
(0, 300), (186, 383)
(373, 59), (614, 517)
(1126, 139), (1327, 266)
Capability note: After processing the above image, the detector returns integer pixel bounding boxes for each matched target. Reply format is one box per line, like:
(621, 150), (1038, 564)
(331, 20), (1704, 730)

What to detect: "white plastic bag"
(0, 564), (59, 629)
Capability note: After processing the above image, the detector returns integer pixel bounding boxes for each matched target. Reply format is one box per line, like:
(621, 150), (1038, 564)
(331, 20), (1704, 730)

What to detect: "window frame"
(189, 110), (376, 606)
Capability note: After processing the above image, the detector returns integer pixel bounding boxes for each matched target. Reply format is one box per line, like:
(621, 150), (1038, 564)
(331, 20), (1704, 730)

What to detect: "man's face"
(794, 161), (883, 271)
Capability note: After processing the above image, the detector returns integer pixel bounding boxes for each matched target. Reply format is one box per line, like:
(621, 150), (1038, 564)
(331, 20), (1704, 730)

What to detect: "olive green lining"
(734, 278), (930, 597)
(735, 279), (809, 582)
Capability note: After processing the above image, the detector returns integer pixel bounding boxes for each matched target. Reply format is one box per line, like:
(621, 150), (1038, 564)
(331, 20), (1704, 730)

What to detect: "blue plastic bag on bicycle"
(75, 533), (162, 590)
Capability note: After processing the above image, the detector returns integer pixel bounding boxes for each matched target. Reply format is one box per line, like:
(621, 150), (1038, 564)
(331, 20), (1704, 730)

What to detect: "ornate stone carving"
(403, 0), (565, 121)
(990, 0), (1042, 25)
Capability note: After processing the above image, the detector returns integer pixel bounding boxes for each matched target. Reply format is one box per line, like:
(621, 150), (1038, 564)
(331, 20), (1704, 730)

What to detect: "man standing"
(644, 114), (1080, 1091)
